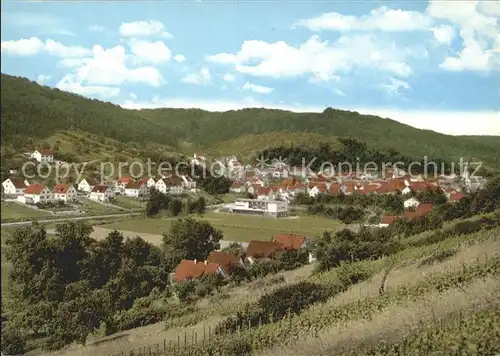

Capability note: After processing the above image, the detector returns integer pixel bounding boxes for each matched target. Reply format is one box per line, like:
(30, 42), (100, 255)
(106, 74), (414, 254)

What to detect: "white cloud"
(380, 78), (410, 96)
(56, 44), (163, 98)
(121, 97), (500, 136)
(1, 37), (43, 56)
(427, 0), (500, 71)
(2, 12), (75, 36)
(207, 34), (415, 80)
(88, 25), (105, 32)
(128, 39), (172, 63)
(242, 82), (273, 94)
(431, 25), (456, 45)
(36, 74), (51, 84)
(174, 54), (185, 63)
(333, 88), (346, 97)
(119, 20), (172, 38)
(44, 39), (91, 57)
(57, 75), (120, 98)
(129, 92), (137, 100)
(181, 68), (211, 84)
(295, 6), (431, 32)
(223, 73), (236, 82)
(1, 37), (91, 57)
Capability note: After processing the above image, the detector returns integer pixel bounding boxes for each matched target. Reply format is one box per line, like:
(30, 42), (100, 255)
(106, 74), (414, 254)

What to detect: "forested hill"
(2, 73), (499, 167)
(1, 74), (179, 149)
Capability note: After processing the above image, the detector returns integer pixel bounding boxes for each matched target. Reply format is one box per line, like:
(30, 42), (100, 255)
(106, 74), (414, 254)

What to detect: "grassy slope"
(2, 74), (499, 171)
(41, 226), (500, 356)
(205, 132), (343, 162)
(0, 202), (52, 222)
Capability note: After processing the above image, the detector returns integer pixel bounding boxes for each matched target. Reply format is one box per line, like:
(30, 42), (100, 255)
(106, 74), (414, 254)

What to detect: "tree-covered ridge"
(1, 74), (179, 149)
(2, 73), (499, 168)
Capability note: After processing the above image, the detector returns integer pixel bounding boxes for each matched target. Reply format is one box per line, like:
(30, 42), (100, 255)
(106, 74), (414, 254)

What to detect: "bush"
(174, 280), (198, 304)
(248, 260), (283, 279)
(1, 323), (26, 355)
(275, 248), (309, 271)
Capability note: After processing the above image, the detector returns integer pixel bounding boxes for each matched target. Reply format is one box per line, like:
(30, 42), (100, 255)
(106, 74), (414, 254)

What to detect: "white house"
(78, 178), (98, 193)
(18, 184), (52, 204)
(404, 197), (421, 209)
(116, 177), (134, 191)
(181, 175), (197, 190)
(146, 177), (158, 189)
(230, 181), (245, 193)
(52, 184), (78, 202)
(124, 182), (147, 198)
(89, 185), (114, 203)
(191, 152), (206, 166)
(2, 178), (29, 195)
(31, 149), (54, 163)
(155, 176), (184, 195)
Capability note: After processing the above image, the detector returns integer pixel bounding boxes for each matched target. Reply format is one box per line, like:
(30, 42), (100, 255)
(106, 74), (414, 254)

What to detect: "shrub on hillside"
(1, 323), (26, 356)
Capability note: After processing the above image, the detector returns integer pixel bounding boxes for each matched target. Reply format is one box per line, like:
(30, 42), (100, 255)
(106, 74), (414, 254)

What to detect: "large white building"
(227, 199), (289, 218)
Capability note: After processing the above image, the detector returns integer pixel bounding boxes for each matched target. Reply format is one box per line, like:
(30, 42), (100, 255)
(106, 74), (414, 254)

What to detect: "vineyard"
(70, 225), (500, 356)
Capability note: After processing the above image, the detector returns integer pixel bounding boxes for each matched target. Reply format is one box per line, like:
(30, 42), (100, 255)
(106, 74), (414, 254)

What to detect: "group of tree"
(295, 191), (405, 215)
(3, 222), (169, 351)
(257, 138), (455, 175)
(1, 216), (229, 353)
(307, 204), (366, 224)
(145, 188), (206, 217)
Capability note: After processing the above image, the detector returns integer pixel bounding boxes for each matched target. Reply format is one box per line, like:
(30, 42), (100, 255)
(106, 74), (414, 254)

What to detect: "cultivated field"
(99, 212), (343, 242)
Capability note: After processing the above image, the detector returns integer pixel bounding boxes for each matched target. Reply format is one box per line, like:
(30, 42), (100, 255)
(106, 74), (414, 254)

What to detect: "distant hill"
(2, 73), (499, 171)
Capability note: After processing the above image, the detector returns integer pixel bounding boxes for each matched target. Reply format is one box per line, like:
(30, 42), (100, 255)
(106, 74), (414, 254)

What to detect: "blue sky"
(1, 0), (499, 135)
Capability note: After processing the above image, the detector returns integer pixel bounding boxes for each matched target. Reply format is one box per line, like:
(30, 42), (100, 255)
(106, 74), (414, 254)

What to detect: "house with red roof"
(379, 215), (399, 227)
(207, 251), (244, 275)
(246, 240), (283, 264)
(52, 184), (78, 202)
(31, 149), (54, 163)
(449, 192), (465, 202)
(2, 178), (30, 195)
(18, 184), (52, 204)
(404, 203), (434, 220)
(173, 259), (224, 282)
(274, 234), (316, 263)
(155, 176), (184, 195)
(124, 181), (147, 198)
(230, 180), (245, 193)
(89, 185), (114, 203)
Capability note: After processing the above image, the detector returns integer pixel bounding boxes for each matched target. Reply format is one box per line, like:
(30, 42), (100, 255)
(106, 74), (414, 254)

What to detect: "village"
(1, 148), (489, 286)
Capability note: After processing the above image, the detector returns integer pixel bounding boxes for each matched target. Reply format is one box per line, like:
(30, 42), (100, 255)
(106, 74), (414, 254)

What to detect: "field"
(113, 196), (147, 211)
(100, 212), (343, 242)
(41, 224), (500, 356)
(78, 198), (127, 215)
(0, 202), (53, 222)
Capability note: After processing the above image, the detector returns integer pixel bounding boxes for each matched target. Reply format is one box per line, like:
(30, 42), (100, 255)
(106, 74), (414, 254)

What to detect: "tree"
(170, 199), (182, 216)
(201, 176), (232, 195)
(162, 218), (222, 265)
(196, 196), (206, 214)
